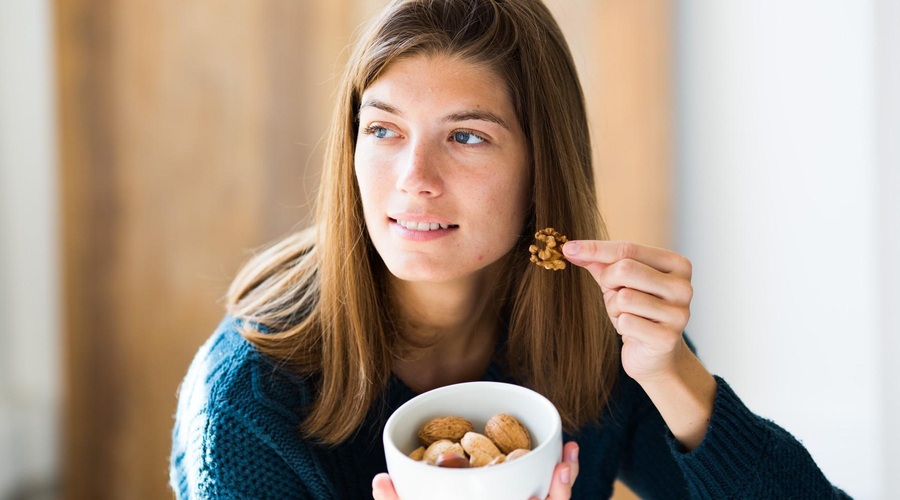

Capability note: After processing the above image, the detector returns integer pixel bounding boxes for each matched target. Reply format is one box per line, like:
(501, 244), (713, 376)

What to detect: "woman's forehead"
(359, 54), (516, 118)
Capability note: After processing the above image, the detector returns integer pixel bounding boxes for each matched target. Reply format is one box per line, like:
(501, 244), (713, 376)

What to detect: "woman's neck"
(389, 262), (505, 393)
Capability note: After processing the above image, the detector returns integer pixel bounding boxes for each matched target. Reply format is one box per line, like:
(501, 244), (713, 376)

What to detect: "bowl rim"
(383, 381), (563, 471)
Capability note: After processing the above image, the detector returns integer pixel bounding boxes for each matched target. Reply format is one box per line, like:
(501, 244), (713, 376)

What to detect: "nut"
(423, 440), (466, 465)
(408, 446), (425, 461)
(417, 416), (474, 446)
(468, 450), (497, 468)
(435, 451), (470, 468)
(460, 432), (502, 460)
(485, 414), (531, 454)
(529, 228), (568, 271)
(408, 413), (534, 468)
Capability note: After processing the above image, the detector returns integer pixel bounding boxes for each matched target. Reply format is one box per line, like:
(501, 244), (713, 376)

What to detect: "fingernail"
(564, 241), (579, 255)
(560, 465), (571, 485)
(568, 444), (579, 463)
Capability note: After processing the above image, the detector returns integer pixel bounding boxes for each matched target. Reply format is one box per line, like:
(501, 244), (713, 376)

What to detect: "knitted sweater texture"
(170, 317), (849, 499)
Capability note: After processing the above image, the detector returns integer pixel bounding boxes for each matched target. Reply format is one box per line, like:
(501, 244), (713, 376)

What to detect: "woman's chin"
(382, 259), (475, 284)
(385, 266), (462, 284)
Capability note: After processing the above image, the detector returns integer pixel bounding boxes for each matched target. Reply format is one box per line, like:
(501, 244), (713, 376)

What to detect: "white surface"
(877, 0), (900, 493)
(0, 0), (61, 496)
(675, 2), (891, 498)
(383, 382), (562, 500)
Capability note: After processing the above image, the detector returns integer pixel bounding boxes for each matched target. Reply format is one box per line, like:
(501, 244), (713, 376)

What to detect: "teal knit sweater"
(169, 317), (849, 499)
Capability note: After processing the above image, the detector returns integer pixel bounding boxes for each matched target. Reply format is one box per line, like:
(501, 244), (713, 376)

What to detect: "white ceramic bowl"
(383, 381), (563, 500)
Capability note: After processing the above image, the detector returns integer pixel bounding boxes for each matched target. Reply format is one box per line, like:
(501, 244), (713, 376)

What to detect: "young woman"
(170, 0), (848, 498)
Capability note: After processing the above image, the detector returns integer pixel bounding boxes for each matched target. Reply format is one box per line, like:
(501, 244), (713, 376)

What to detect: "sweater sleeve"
(180, 408), (317, 500)
(665, 376), (851, 499)
(169, 320), (335, 499)
(616, 375), (692, 499)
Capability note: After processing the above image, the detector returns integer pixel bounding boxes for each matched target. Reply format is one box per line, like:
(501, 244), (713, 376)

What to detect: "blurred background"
(0, 0), (897, 498)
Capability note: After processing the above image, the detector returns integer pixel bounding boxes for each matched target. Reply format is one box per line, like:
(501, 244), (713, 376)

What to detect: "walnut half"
(529, 227), (568, 271)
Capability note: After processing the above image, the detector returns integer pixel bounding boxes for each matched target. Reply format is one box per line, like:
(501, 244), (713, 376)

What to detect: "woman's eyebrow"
(359, 99), (510, 131)
(359, 98), (402, 116)
(442, 110), (510, 131)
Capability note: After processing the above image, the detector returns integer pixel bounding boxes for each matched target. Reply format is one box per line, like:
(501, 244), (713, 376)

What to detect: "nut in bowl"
(383, 381), (563, 500)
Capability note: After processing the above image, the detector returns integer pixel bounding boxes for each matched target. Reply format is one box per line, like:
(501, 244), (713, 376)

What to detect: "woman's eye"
(363, 125), (398, 139)
(452, 130), (485, 145)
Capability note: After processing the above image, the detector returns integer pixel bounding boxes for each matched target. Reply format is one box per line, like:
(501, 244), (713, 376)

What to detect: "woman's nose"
(395, 139), (442, 197)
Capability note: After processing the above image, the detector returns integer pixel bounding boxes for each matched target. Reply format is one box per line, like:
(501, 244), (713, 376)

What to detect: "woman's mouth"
(394, 219), (459, 232)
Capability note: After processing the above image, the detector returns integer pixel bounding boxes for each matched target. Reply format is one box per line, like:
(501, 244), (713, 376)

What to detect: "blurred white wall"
(0, 0), (61, 497)
(876, 0), (900, 493)
(676, 1), (897, 499)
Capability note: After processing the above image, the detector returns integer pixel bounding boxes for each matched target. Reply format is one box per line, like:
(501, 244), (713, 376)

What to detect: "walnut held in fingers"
(529, 227), (568, 271)
(484, 413), (531, 454)
(417, 416), (474, 446)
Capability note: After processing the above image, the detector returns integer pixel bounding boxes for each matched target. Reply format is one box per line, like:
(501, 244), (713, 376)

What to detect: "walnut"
(528, 227), (568, 271)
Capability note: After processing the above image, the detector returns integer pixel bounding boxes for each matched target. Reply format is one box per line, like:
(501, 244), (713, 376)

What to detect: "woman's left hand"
(562, 240), (694, 383)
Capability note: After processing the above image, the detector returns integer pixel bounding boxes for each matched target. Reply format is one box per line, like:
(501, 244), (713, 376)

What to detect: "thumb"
(372, 473), (399, 500)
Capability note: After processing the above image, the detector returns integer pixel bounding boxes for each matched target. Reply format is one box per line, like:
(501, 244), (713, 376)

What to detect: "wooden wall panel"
(56, 1), (670, 498)
(56, 1), (368, 498)
(550, 0), (673, 248)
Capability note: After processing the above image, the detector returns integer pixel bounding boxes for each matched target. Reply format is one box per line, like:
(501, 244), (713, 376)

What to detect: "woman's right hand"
(372, 441), (580, 500)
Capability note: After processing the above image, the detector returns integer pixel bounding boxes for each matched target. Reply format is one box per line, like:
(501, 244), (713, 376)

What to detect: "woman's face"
(355, 53), (531, 284)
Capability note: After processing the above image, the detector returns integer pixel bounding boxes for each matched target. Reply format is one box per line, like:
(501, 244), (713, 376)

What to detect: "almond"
(423, 439), (465, 465)
(460, 432), (502, 460)
(485, 414), (531, 454)
(408, 446), (425, 461)
(505, 448), (530, 461)
(468, 450), (495, 468)
(417, 416), (474, 446)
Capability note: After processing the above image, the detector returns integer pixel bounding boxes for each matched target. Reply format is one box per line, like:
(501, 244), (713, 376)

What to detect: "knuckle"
(617, 288), (637, 308)
(677, 307), (691, 328)
(616, 312), (633, 331)
(681, 256), (693, 277)
(615, 241), (636, 261)
(619, 258), (638, 275)
(608, 259), (634, 283)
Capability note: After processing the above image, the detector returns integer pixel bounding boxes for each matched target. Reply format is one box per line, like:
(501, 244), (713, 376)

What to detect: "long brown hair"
(228, 0), (619, 445)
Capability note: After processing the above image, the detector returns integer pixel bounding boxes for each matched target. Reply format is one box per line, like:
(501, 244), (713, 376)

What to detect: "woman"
(170, 0), (848, 498)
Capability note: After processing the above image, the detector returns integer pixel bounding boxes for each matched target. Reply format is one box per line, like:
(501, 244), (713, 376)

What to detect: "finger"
(563, 240), (692, 279)
(563, 441), (580, 484)
(598, 258), (693, 305)
(544, 441), (580, 499)
(372, 473), (399, 500)
(615, 313), (683, 352)
(544, 463), (573, 499)
(605, 288), (690, 330)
